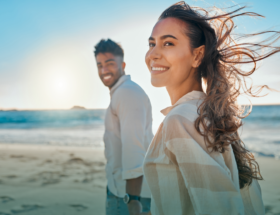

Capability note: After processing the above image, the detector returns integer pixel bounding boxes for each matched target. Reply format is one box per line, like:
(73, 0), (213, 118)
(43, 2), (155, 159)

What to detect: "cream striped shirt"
(143, 91), (264, 215)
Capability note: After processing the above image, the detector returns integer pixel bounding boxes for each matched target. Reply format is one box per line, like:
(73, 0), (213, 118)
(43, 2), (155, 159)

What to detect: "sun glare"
(53, 78), (68, 93)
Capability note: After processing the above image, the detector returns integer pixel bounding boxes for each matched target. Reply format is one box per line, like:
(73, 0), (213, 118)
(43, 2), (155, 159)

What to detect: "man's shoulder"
(111, 79), (150, 110)
(114, 79), (147, 99)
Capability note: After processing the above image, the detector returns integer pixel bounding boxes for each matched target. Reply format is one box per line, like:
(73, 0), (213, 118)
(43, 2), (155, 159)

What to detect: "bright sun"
(54, 78), (67, 91)
(51, 76), (69, 95)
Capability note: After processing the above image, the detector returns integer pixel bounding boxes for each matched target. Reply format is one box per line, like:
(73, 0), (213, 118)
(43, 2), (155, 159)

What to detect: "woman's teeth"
(151, 67), (168, 71)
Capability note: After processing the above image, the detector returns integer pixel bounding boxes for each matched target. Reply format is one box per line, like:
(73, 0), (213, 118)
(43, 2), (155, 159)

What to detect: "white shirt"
(143, 91), (264, 215)
(104, 75), (153, 198)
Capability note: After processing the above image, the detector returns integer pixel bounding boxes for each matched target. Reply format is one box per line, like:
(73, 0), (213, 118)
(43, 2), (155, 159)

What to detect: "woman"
(142, 2), (280, 215)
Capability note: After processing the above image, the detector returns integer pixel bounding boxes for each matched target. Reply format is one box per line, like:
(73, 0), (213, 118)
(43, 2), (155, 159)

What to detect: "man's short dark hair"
(94, 39), (124, 58)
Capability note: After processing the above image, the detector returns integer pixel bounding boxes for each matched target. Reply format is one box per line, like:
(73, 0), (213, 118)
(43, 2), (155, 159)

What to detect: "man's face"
(96, 52), (125, 89)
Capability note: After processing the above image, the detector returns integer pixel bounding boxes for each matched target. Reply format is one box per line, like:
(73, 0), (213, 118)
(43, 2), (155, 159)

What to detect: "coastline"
(0, 144), (279, 214)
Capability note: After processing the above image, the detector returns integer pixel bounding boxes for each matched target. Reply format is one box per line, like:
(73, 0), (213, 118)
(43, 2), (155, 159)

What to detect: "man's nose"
(101, 66), (108, 74)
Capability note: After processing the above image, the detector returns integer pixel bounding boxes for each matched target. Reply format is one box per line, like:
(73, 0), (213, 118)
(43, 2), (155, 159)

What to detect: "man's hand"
(127, 200), (142, 215)
(126, 176), (143, 215)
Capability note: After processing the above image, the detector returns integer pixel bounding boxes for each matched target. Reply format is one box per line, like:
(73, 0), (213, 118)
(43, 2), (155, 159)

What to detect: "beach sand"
(0, 144), (279, 215)
(0, 144), (106, 215)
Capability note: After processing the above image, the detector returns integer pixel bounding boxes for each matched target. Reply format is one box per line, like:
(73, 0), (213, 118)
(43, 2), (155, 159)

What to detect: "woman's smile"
(150, 64), (170, 75)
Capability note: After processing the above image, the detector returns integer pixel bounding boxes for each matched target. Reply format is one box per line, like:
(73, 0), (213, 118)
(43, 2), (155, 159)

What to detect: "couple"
(94, 2), (279, 215)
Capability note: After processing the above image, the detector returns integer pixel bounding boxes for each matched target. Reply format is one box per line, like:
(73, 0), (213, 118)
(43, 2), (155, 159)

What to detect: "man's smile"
(103, 74), (113, 81)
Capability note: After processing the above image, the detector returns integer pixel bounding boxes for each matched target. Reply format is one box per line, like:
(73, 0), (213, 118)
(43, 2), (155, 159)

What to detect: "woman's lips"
(150, 66), (169, 75)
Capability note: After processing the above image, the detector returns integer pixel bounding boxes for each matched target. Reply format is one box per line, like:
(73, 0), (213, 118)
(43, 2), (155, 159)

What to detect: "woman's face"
(145, 17), (198, 88)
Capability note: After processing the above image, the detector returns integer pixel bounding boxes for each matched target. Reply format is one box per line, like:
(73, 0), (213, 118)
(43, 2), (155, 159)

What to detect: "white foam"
(0, 127), (105, 148)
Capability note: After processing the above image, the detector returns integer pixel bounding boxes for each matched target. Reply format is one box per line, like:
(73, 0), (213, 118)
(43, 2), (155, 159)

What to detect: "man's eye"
(164, 42), (174, 46)
(149, 43), (155, 47)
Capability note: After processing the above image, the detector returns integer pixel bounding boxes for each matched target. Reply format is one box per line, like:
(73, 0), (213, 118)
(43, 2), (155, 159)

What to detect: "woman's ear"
(192, 45), (205, 68)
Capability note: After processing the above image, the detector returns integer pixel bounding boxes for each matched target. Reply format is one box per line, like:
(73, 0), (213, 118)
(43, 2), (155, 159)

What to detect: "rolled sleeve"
(115, 88), (148, 180)
(122, 166), (144, 180)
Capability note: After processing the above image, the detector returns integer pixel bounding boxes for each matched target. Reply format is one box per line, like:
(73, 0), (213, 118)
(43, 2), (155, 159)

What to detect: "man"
(94, 39), (153, 215)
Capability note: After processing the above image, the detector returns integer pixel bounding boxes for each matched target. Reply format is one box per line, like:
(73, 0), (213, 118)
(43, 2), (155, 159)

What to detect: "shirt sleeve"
(163, 114), (245, 215)
(114, 87), (149, 180)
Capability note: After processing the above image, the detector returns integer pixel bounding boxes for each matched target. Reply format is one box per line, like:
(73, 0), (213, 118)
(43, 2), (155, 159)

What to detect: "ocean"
(0, 109), (105, 147)
(0, 105), (279, 158)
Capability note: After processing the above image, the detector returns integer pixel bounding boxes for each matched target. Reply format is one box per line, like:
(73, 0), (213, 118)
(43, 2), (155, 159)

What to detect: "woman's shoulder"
(161, 102), (200, 141)
(164, 101), (200, 124)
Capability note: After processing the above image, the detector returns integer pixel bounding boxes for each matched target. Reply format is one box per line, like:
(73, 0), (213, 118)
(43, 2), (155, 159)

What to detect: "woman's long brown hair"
(159, 2), (280, 188)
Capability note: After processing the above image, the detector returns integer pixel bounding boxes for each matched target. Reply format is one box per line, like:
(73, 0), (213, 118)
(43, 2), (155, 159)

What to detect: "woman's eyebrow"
(160, 34), (178, 40)
(148, 35), (178, 41)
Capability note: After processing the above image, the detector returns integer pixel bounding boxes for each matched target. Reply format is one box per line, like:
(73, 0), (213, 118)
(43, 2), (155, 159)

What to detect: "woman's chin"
(151, 78), (166, 88)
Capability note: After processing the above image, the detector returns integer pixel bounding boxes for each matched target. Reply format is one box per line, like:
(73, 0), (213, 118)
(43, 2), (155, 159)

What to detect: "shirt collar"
(110, 75), (131, 97)
(160, 90), (206, 116)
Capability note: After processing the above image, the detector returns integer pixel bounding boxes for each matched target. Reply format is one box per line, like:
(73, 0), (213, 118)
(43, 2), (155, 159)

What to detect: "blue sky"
(0, 0), (279, 122)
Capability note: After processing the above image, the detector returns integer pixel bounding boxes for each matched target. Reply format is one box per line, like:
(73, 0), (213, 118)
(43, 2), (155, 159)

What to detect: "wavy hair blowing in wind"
(159, 1), (280, 188)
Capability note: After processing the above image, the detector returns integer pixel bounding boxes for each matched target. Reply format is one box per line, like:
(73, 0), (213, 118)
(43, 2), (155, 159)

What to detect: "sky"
(0, 0), (280, 125)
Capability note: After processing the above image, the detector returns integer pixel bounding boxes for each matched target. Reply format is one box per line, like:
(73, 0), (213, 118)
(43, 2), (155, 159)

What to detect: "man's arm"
(126, 176), (143, 215)
(115, 88), (149, 215)
(126, 175), (143, 196)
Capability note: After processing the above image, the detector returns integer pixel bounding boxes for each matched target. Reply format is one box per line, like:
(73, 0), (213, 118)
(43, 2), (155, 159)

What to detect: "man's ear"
(122, 62), (126, 71)
(192, 45), (205, 68)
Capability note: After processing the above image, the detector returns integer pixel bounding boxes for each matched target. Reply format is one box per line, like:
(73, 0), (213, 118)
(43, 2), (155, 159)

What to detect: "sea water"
(0, 109), (105, 147)
(0, 106), (279, 157)
(241, 105), (280, 158)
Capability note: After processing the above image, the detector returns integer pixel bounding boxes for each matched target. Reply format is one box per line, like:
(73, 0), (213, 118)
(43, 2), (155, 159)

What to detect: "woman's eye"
(149, 43), (155, 47)
(164, 42), (174, 46)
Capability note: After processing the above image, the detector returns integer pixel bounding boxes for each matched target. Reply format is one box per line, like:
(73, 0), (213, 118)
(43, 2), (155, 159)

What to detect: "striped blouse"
(143, 91), (264, 215)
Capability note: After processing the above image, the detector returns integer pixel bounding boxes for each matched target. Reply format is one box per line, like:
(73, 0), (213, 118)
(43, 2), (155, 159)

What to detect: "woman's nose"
(148, 46), (161, 60)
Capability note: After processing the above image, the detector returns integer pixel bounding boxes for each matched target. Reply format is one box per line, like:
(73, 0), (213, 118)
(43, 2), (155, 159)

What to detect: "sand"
(258, 157), (280, 215)
(0, 144), (279, 215)
(0, 144), (106, 215)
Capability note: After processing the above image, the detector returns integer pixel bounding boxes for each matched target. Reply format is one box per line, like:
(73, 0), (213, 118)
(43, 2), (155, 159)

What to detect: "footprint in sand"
(65, 157), (90, 166)
(0, 196), (14, 203)
(5, 175), (17, 179)
(0, 212), (11, 215)
(28, 171), (61, 186)
(70, 204), (88, 212)
(265, 205), (273, 213)
(10, 155), (37, 162)
(11, 204), (44, 214)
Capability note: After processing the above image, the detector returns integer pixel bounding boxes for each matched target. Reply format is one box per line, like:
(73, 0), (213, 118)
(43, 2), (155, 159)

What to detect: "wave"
(0, 128), (105, 147)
